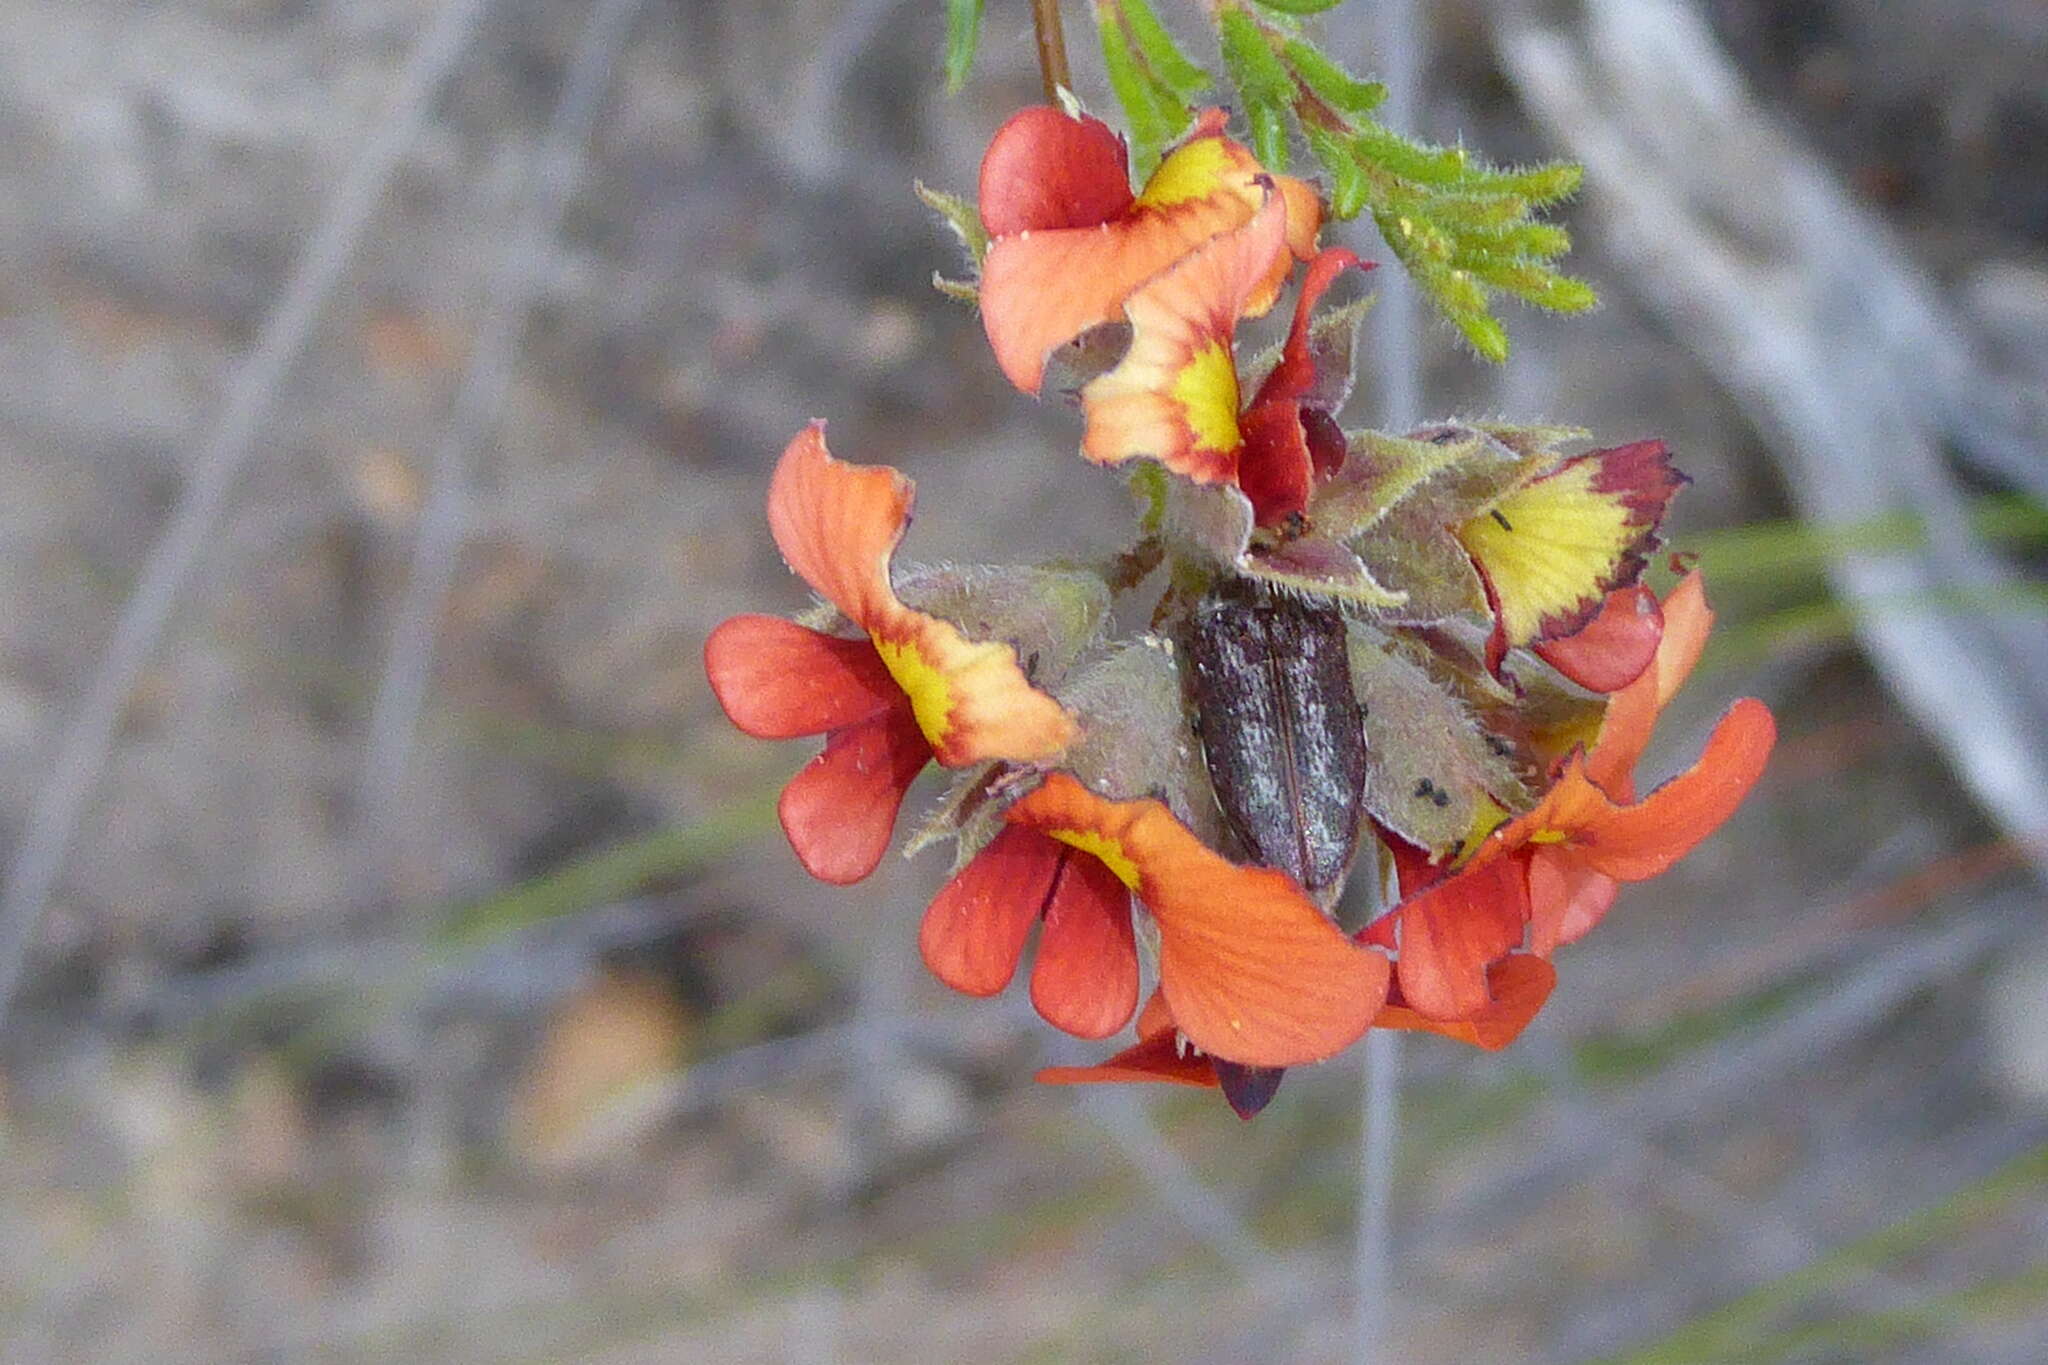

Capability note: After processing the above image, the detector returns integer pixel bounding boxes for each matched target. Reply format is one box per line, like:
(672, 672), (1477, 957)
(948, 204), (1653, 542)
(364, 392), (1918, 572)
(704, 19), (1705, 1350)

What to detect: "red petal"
(1035, 1031), (1219, 1089)
(776, 708), (929, 884)
(1030, 851), (1139, 1039)
(1237, 399), (1313, 527)
(978, 106), (1133, 237)
(1533, 583), (1664, 694)
(1574, 698), (1776, 881)
(919, 825), (1064, 997)
(1388, 853), (1528, 1020)
(1374, 955), (1556, 1050)
(703, 614), (898, 739)
(1527, 847), (1619, 955)
(1587, 572), (1715, 793)
(1248, 248), (1360, 410)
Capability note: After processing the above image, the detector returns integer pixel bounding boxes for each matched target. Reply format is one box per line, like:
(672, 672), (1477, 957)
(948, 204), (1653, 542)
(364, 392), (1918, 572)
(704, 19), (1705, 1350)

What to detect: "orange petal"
(777, 707), (930, 884)
(1527, 847), (1620, 955)
(1570, 698), (1776, 881)
(1533, 583), (1664, 694)
(1031, 850), (1140, 1039)
(1010, 773), (1390, 1067)
(1374, 955), (1556, 1050)
(920, 825), (1065, 997)
(977, 106), (1133, 236)
(868, 607), (1076, 765)
(1383, 852), (1528, 1020)
(1035, 1031), (1220, 1090)
(1079, 196), (1292, 483)
(764, 425), (1075, 766)
(703, 614), (899, 739)
(764, 422), (909, 625)
(1587, 572), (1716, 793)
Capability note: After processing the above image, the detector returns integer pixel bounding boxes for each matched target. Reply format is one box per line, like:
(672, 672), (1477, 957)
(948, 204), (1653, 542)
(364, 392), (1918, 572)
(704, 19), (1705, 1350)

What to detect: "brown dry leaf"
(508, 969), (692, 1171)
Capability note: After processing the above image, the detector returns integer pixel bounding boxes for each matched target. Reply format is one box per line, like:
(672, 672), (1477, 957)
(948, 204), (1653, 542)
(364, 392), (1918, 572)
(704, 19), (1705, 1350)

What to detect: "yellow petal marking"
(1455, 461), (1640, 647)
(1136, 137), (1241, 211)
(1171, 340), (1243, 458)
(873, 636), (954, 747)
(1047, 827), (1143, 891)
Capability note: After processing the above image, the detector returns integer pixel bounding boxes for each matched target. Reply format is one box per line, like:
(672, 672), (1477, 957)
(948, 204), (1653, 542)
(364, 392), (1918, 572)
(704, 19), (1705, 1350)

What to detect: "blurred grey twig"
(0, 0), (495, 1035)
(351, 0), (652, 903)
(1489, 0), (2048, 879)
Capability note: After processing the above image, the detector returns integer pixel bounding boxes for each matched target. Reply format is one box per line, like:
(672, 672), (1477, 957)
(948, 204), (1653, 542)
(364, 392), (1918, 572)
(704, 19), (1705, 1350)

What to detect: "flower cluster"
(705, 105), (1775, 1118)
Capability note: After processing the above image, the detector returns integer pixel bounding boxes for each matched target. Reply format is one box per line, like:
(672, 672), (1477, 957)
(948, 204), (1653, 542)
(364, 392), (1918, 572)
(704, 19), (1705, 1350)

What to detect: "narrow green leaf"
(1217, 7), (1296, 107)
(1351, 122), (1470, 186)
(1119, 0), (1211, 100)
(943, 0), (984, 94)
(1305, 124), (1370, 218)
(1470, 160), (1583, 205)
(1460, 258), (1599, 313)
(1247, 98), (1290, 171)
(1249, 0), (1345, 14)
(1281, 38), (1387, 115)
(1098, 4), (1189, 177)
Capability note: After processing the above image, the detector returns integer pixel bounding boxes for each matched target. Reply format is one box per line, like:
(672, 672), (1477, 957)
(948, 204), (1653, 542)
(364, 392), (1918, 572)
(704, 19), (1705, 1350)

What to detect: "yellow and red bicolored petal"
(1009, 773), (1389, 1068)
(777, 707), (932, 885)
(978, 108), (1321, 395)
(1079, 196), (1292, 484)
(763, 424), (1076, 766)
(919, 823), (1140, 1040)
(1455, 439), (1687, 676)
(702, 614), (901, 739)
(1373, 954), (1557, 1050)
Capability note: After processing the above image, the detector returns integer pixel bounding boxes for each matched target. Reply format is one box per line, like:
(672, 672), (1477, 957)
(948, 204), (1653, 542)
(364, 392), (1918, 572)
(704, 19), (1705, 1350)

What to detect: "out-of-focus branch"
(1487, 0), (2048, 878)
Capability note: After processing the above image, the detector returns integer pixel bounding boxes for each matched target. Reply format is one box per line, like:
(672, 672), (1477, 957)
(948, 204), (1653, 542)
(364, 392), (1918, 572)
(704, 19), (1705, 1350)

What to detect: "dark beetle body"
(1179, 578), (1370, 900)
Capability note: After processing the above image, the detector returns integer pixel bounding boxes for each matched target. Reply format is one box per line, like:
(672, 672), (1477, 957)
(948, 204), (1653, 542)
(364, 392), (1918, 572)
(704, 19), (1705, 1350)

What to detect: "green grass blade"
(943, 0), (983, 94)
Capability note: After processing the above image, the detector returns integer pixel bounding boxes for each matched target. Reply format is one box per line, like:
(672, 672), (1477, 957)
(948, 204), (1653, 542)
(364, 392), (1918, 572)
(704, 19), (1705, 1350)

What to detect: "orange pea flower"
(1366, 573), (1774, 1037)
(704, 425), (1075, 885)
(1080, 217), (1363, 509)
(920, 772), (1390, 1066)
(977, 106), (1322, 395)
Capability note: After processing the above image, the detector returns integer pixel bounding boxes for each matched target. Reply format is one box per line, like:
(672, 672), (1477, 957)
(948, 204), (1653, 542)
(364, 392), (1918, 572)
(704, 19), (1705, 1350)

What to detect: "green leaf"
(1281, 39), (1387, 115)
(1247, 98), (1290, 172)
(1249, 0), (1346, 14)
(1097, 4), (1191, 178)
(1305, 124), (1369, 218)
(1217, 7), (1295, 107)
(943, 0), (983, 94)
(1118, 0), (1211, 100)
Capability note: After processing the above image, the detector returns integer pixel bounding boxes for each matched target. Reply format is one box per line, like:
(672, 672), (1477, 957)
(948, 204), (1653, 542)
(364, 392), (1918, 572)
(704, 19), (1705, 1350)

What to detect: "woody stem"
(1030, 0), (1072, 103)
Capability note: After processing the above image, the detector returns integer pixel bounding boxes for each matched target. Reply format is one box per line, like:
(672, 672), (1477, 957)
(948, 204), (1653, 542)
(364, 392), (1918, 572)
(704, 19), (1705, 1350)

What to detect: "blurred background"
(1, 0), (2045, 1360)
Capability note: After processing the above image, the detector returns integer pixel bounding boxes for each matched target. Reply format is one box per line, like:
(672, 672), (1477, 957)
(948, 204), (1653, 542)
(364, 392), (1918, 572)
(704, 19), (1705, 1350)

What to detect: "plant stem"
(1031, 0), (1072, 102)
